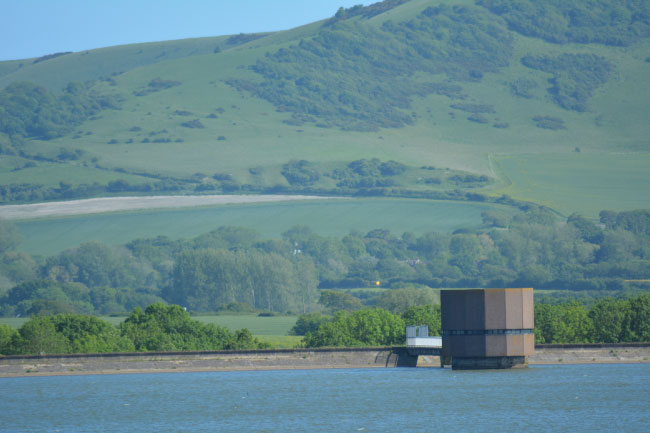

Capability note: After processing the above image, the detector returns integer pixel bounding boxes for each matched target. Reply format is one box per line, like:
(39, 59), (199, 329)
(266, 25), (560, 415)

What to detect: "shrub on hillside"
(33, 52), (72, 64)
(478, 0), (650, 46)
(0, 81), (112, 140)
(450, 103), (495, 114)
(522, 53), (612, 111)
(533, 115), (566, 130)
(181, 119), (205, 129)
(229, 4), (513, 130)
(281, 160), (320, 185)
(468, 114), (489, 124)
(509, 77), (538, 98)
(134, 78), (181, 96)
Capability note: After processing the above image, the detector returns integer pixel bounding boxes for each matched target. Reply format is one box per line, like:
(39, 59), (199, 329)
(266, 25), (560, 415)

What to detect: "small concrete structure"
(441, 288), (534, 369)
(406, 326), (442, 348)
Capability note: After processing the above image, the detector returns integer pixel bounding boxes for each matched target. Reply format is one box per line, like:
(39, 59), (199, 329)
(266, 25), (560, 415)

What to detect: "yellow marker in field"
(376, 281), (380, 286)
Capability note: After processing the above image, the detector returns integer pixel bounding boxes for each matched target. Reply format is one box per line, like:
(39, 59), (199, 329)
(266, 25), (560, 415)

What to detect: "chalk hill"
(1, 0), (649, 216)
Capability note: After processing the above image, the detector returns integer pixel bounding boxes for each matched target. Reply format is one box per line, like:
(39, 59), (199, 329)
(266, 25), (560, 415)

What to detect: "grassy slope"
(15, 198), (517, 257)
(1, 0), (649, 220)
(0, 36), (233, 90)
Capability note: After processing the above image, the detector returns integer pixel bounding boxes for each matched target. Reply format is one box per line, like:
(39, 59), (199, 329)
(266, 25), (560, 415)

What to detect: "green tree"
(0, 323), (19, 355)
(449, 234), (481, 275)
(319, 290), (363, 312)
(293, 255), (319, 314)
(375, 288), (438, 314)
(43, 241), (152, 289)
(1, 280), (95, 316)
(304, 308), (404, 347)
(9, 314), (134, 355)
(289, 312), (332, 336)
(534, 302), (593, 344)
(623, 294), (650, 342)
(402, 304), (441, 336)
(0, 252), (37, 286)
(119, 303), (265, 352)
(567, 213), (604, 244)
(13, 316), (69, 355)
(51, 314), (134, 353)
(588, 298), (628, 343)
(192, 226), (259, 250)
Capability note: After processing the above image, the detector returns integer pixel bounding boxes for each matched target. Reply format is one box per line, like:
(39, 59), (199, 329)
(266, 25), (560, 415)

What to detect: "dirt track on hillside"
(0, 195), (336, 220)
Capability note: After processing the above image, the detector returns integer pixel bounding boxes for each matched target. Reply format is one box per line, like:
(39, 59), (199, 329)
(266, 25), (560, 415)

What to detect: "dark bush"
(181, 119), (205, 129)
(379, 160), (407, 176)
(451, 103), (495, 114)
(134, 78), (182, 96)
(509, 77), (538, 98)
(533, 115), (566, 130)
(33, 52), (72, 64)
(468, 114), (489, 124)
(522, 54), (612, 111)
(282, 160), (320, 185)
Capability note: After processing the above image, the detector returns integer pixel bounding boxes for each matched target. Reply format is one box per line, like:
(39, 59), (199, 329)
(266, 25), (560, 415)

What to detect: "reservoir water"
(1, 364), (649, 432)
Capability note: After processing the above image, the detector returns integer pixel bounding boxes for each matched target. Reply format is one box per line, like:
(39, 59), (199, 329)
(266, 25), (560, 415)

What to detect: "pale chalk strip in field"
(0, 195), (341, 220)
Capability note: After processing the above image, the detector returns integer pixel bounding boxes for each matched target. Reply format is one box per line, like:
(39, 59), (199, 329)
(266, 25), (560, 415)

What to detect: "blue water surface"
(1, 364), (649, 432)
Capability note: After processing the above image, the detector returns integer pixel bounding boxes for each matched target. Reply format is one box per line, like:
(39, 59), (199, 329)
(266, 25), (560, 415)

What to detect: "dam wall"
(1, 344), (649, 377)
(0, 347), (418, 377)
(530, 343), (650, 364)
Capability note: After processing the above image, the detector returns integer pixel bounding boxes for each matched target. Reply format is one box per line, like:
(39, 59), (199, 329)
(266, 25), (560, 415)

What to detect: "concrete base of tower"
(451, 356), (528, 370)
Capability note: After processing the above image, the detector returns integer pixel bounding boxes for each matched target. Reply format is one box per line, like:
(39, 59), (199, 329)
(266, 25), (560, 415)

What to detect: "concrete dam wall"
(1, 344), (649, 377)
(0, 347), (419, 377)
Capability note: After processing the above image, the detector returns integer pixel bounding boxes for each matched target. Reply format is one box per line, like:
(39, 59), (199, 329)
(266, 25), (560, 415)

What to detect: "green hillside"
(1, 0), (649, 221)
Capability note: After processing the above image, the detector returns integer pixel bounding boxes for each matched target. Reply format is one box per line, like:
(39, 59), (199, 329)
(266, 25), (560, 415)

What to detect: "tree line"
(2, 294), (649, 355)
(535, 294), (650, 344)
(1, 209), (650, 317)
(297, 293), (650, 348)
(0, 303), (266, 356)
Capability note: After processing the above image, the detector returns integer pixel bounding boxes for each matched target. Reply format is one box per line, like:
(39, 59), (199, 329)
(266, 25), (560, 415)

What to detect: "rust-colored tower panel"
(505, 288), (524, 329)
(522, 288), (535, 329)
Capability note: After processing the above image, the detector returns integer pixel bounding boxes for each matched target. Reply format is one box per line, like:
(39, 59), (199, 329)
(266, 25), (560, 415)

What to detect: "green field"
(191, 314), (297, 336)
(15, 198), (517, 257)
(494, 153), (650, 217)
